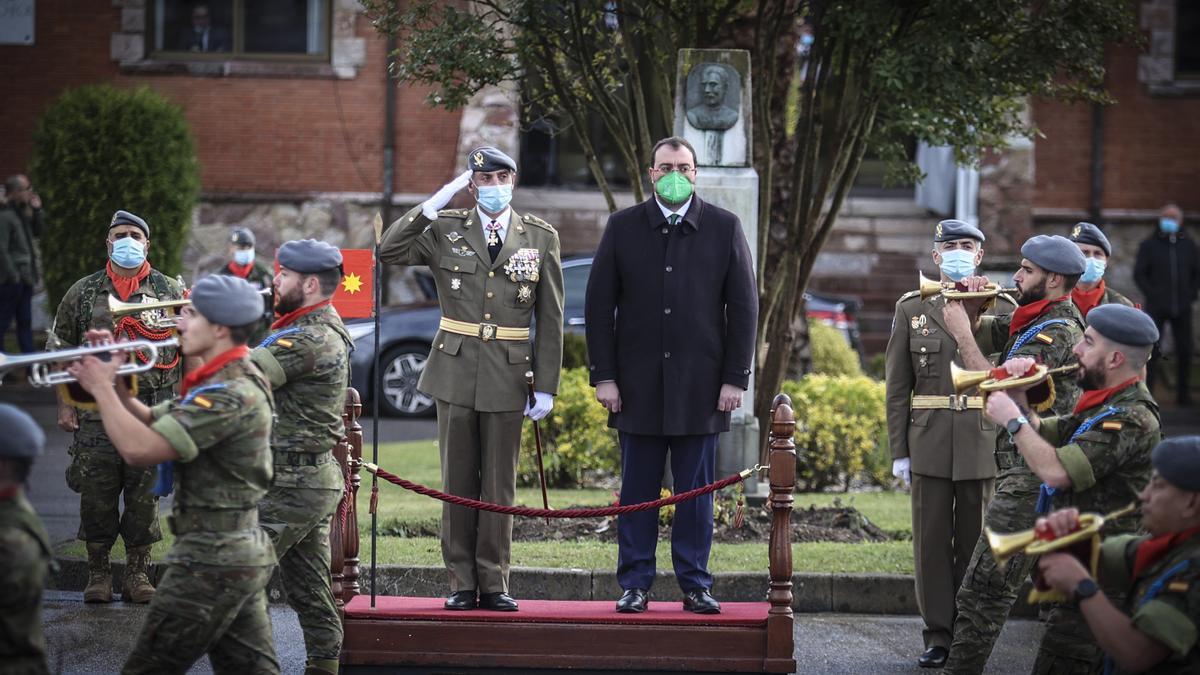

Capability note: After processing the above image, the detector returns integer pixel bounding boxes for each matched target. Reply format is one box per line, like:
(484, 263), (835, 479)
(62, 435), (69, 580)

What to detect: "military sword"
(525, 370), (550, 524)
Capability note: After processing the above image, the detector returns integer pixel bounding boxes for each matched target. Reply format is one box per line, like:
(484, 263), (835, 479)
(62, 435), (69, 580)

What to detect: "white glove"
(421, 169), (473, 219)
(524, 391), (554, 421)
(891, 458), (911, 487)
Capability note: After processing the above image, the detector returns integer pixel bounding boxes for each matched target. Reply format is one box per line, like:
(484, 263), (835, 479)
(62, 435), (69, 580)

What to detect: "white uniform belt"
(439, 317), (530, 342)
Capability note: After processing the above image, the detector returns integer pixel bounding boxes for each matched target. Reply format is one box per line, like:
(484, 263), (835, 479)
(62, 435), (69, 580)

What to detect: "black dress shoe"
(478, 592), (519, 611)
(444, 590), (477, 610)
(682, 589), (721, 614)
(615, 588), (649, 613)
(918, 646), (949, 668)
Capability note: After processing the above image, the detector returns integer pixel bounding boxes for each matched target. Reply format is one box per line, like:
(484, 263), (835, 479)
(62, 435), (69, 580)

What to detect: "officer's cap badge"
(1071, 224), (1082, 239)
(473, 152), (484, 167)
(934, 222), (943, 239)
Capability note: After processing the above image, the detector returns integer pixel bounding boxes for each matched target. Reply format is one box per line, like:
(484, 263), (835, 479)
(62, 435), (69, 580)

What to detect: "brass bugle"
(951, 362), (1080, 395)
(987, 501), (1139, 568)
(0, 338), (180, 387)
(109, 289), (272, 329)
(918, 273), (1019, 300)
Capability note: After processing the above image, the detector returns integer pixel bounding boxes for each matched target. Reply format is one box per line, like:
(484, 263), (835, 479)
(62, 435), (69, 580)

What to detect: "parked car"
(347, 255), (860, 417)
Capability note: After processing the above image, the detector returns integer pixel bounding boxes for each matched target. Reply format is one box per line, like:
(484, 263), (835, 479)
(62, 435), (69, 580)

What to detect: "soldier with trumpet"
(48, 210), (184, 604)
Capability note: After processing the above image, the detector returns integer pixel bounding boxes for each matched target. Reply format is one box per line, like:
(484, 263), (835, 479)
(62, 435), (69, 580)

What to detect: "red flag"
(333, 249), (375, 318)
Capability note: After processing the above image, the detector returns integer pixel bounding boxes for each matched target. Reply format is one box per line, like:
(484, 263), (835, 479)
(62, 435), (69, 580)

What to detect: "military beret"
(277, 239), (343, 274)
(1152, 436), (1200, 492)
(231, 227), (256, 247)
(0, 404), (45, 459)
(467, 146), (517, 173)
(1020, 234), (1086, 276)
(190, 274), (264, 327)
(1087, 304), (1159, 347)
(109, 210), (149, 237)
(934, 219), (985, 243)
(1068, 222), (1111, 257)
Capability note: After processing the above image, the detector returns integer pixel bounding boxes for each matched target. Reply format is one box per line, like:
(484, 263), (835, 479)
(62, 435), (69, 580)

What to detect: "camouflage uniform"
(1029, 381), (1161, 674)
(50, 269), (183, 548)
(1097, 530), (1200, 674)
(252, 303), (352, 665)
(0, 489), (51, 675)
(1071, 280), (1136, 319)
(944, 296), (1085, 674)
(123, 355), (279, 675)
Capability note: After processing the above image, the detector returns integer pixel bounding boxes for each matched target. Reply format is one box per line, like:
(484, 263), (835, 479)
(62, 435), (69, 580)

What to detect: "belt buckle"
(479, 323), (497, 341)
(949, 394), (966, 411)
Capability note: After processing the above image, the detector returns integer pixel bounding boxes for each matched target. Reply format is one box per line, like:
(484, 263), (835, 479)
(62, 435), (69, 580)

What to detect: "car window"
(563, 262), (591, 306)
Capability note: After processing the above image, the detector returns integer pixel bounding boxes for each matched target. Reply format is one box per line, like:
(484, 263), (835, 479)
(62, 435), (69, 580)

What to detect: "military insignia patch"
(504, 248), (542, 283)
(1035, 332), (1054, 344)
(910, 314), (927, 331)
(935, 222), (943, 239)
(192, 395), (213, 409)
(517, 284), (532, 303)
(450, 278), (462, 291)
(452, 246), (475, 257)
(446, 231), (464, 243)
(473, 152), (484, 167)
(276, 339), (293, 348)
(1101, 421), (1123, 431)
(1168, 581), (1190, 593)
(1071, 224), (1082, 239)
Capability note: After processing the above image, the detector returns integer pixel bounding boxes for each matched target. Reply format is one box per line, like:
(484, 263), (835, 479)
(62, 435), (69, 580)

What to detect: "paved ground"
(41, 590), (1042, 674)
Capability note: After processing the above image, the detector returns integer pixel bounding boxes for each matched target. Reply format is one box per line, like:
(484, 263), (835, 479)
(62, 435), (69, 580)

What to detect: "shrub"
(518, 367), (619, 488)
(30, 85), (200, 307)
(808, 319), (862, 376)
(782, 374), (889, 491)
(562, 332), (589, 369)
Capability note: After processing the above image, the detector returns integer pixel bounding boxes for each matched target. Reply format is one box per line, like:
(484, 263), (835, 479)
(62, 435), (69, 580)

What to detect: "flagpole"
(371, 212), (383, 608)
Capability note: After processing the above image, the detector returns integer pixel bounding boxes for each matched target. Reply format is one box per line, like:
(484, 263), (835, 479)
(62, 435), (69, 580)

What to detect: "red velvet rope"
(369, 465), (746, 518)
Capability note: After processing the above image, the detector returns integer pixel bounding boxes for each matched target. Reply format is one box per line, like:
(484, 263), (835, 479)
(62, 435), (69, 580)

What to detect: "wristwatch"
(1004, 415), (1029, 436)
(1073, 577), (1099, 603)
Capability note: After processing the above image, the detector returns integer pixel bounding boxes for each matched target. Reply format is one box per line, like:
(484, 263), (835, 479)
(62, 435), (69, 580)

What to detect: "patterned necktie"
(668, 214), (680, 228)
(486, 220), (503, 262)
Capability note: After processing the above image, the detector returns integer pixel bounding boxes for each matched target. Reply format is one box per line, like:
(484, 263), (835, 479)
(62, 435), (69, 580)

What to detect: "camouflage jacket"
(1072, 280), (1136, 318)
(1098, 530), (1200, 674)
(0, 490), (50, 674)
(251, 304), (352, 490)
(149, 354), (275, 567)
(1037, 381), (1160, 534)
(50, 267), (184, 410)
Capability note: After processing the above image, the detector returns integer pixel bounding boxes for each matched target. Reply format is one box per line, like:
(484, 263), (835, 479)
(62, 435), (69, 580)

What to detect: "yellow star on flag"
(341, 272), (364, 294)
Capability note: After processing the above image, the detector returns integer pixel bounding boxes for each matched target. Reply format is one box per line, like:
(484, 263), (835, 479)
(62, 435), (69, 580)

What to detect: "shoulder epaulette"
(898, 290), (921, 303)
(437, 209), (469, 218)
(521, 213), (556, 231)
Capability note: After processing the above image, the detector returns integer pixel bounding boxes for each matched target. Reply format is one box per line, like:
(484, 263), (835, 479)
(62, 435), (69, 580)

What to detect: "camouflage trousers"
(66, 420), (161, 548)
(121, 562), (278, 675)
(259, 480), (344, 661)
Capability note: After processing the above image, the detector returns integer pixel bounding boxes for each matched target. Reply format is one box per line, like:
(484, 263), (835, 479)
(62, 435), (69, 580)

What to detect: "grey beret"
(1068, 222), (1111, 257)
(231, 227), (255, 247)
(0, 404), (45, 459)
(934, 219), (985, 243)
(467, 146), (517, 173)
(1087, 304), (1160, 347)
(1152, 436), (1200, 492)
(1020, 234), (1087, 276)
(190, 274), (264, 327)
(109, 210), (149, 237)
(277, 239), (343, 274)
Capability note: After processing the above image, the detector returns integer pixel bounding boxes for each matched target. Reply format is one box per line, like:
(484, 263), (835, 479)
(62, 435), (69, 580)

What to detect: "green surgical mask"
(655, 171), (694, 205)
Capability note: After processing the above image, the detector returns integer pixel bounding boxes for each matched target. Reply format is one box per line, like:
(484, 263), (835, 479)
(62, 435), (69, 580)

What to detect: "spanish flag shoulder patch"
(276, 339), (294, 348)
(1035, 332), (1054, 344)
(192, 395), (214, 409)
(1101, 420), (1124, 431)
(1168, 581), (1190, 594)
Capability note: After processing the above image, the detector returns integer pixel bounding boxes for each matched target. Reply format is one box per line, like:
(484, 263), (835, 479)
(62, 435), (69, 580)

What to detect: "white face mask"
(938, 249), (976, 282)
(233, 249), (255, 266)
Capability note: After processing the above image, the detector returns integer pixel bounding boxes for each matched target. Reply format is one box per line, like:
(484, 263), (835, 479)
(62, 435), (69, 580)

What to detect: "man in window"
(177, 3), (231, 53)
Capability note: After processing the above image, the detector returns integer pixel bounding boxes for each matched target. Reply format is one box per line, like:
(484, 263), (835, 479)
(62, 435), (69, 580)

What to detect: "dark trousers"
(616, 431), (717, 593)
(0, 282), (34, 353)
(1146, 306), (1193, 401)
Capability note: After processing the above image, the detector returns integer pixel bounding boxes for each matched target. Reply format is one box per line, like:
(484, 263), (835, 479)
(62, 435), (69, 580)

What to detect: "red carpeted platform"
(344, 595), (768, 626)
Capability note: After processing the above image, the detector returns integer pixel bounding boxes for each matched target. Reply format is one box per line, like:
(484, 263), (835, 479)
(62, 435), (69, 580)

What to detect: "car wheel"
(378, 344), (435, 418)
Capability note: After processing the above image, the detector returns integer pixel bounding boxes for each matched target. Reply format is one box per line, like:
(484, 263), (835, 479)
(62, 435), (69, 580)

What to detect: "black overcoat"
(585, 196), (758, 435)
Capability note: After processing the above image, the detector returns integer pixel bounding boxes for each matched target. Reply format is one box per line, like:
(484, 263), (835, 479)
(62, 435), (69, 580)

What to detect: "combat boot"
(122, 545), (156, 604)
(84, 542), (113, 603)
(304, 658), (339, 675)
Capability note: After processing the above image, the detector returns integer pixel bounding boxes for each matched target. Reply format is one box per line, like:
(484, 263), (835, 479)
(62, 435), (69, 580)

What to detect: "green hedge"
(808, 319), (862, 376)
(518, 367), (619, 488)
(30, 85), (199, 307)
(782, 374), (890, 491)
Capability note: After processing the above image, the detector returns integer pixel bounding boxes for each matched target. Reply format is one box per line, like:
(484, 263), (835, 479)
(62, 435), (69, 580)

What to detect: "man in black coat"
(585, 136), (758, 615)
(1134, 203), (1199, 405)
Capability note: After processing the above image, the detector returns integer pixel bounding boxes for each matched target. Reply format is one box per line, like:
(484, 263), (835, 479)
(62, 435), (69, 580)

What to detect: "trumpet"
(918, 273), (1019, 300)
(951, 362), (1081, 395)
(108, 296), (191, 330)
(0, 338), (179, 387)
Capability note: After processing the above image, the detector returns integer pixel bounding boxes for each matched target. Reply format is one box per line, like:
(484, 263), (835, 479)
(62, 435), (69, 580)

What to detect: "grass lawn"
(57, 440), (914, 574)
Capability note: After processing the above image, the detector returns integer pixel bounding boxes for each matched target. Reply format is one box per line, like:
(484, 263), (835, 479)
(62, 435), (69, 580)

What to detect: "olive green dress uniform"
(380, 203), (564, 594)
(885, 289), (1016, 652)
(253, 294), (353, 665)
(124, 356), (279, 674)
(0, 490), (51, 675)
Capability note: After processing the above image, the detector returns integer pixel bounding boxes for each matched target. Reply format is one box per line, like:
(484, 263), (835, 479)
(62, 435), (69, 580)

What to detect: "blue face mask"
(800, 34), (814, 47)
(1160, 217), (1180, 234)
(233, 249), (255, 266)
(475, 184), (513, 214)
(938, 249), (976, 282)
(1080, 257), (1106, 283)
(110, 237), (146, 269)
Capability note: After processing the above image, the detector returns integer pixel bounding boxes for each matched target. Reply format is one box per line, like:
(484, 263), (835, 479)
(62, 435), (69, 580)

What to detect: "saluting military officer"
(0, 404), (51, 675)
(983, 303), (1161, 674)
(252, 239), (353, 675)
(380, 146), (564, 612)
(49, 209), (184, 604)
(69, 274), (280, 675)
(884, 219), (1015, 669)
(940, 234), (1088, 673)
(1068, 221), (1135, 318)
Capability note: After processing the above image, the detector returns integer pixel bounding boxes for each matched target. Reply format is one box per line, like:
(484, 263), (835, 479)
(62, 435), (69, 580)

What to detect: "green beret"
(0, 404), (44, 459)
(277, 239), (343, 274)
(109, 210), (149, 237)
(1021, 234), (1086, 276)
(190, 274), (264, 327)
(934, 219), (985, 243)
(1068, 222), (1111, 257)
(467, 146), (517, 173)
(1152, 437), (1200, 492)
(1087, 304), (1159, 346)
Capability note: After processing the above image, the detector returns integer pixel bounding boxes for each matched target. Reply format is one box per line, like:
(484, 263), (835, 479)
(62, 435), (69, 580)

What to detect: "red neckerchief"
(1071, 281), (1107, 318)
(1073, 376), (1140, 415)
(0, 485), (19, 501)
(1133, 526), (1200, 579)
(180, 345), (249, 397)
(226, 261), (254, 279)
(1008, 295), (1070, 337)
(106, 261), (151, 301)
(271, 299), (330, 330)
